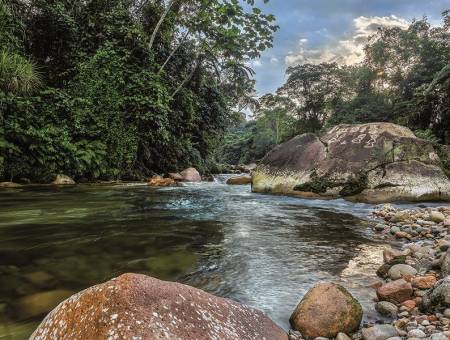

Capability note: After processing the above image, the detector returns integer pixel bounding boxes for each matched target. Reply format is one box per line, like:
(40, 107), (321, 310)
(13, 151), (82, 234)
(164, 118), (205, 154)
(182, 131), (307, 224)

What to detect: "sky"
(251, 0), (450, 95)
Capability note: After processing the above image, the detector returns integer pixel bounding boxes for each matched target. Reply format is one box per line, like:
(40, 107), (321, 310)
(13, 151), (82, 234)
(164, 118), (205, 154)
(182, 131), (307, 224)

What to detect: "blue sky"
(252, 0), (450, 95)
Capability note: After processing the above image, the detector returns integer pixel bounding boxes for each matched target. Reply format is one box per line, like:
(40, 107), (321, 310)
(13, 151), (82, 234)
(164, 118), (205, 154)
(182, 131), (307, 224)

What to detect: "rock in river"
(422, 276), (450, 312)
(251, 123), (450, 203)
(290, 282), (362, 339)
(31, 273), (287, 340)
(180, 167), (201, 182)
(13, 289), (73, 320)
(226, 175), (252, 185)
(51, 174), (76, 185)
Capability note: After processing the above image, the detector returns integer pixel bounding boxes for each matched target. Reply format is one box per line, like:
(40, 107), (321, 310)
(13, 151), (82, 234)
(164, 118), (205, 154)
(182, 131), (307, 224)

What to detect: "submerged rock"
(226, 175), (252, 185)
(13, 289), (73, 320)
(289, 282), (362, 339)
(51, 175), (75, 185)
(0, 182), (22, 188)
(31, 273), (287, 340)
(252, 123), (450, 203)
(180, 167), (201, 182)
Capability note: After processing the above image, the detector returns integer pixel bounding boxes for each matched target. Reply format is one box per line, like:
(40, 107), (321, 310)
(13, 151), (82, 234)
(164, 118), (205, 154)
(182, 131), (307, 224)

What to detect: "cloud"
(285, 15), (409, 66)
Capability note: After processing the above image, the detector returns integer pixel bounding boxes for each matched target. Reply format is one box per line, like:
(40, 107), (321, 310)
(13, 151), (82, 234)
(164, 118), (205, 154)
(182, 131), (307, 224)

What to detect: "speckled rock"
(290, 282), (362, 339)
(252, 123), (450, 203)
(422, 276), (450, 312)
(375, 301), (398, 318)
(31, 273), (287, 340)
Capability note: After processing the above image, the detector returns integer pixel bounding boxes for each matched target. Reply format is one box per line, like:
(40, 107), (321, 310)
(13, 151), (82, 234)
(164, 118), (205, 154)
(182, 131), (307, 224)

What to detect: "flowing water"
(0, 179), (409, 339)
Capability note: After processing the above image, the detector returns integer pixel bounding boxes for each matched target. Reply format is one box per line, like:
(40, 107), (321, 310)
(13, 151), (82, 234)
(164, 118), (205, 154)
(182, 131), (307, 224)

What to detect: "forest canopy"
(220, 12), (450, 165)
(0, 0), (277, 181)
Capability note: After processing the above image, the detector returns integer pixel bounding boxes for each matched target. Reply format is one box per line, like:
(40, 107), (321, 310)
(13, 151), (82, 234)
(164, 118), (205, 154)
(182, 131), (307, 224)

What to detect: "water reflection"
(0, 182), (386, 339)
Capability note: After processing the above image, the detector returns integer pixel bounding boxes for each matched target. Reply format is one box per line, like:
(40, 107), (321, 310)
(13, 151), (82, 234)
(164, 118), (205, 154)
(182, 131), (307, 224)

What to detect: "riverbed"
(0, 179), (414, 339)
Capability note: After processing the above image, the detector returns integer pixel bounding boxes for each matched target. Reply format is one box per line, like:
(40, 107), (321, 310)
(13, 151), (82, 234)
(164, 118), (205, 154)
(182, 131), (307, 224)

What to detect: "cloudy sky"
(252, 0), (450, 95)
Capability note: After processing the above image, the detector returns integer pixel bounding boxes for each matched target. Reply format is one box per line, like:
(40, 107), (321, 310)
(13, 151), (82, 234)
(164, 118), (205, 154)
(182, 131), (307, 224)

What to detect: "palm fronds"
(0, 49), (42, 94)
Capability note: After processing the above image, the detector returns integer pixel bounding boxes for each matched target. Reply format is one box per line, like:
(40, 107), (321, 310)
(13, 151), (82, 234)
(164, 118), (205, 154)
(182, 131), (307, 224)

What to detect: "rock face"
(31, 273), (287, 340)
(52, 174), (76, 185)
(226, 175), (252, 185)
(180, 167), (201, 182)
(290, 282), (362, 339)
(252, 123), (450, 203)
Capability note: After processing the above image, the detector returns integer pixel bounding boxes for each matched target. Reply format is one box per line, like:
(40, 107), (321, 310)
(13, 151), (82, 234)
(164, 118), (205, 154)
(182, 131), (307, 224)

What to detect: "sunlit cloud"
(285, 15), (410, 66)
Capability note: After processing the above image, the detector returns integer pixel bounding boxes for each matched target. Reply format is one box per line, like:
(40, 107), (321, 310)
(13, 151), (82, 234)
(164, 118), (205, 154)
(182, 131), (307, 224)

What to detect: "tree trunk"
(148, 0), (176, 52)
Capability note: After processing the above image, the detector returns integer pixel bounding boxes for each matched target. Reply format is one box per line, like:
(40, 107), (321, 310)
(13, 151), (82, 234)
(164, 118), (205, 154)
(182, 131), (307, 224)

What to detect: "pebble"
(407, 329), (426, 338)
(336, 333), (351, 340)
(361, 324), (398, 340)
(375, 301), (398, 318)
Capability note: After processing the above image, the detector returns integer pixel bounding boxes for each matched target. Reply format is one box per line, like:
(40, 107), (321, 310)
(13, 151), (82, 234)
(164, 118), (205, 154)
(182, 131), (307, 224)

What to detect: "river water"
(0, 179), (404, 338)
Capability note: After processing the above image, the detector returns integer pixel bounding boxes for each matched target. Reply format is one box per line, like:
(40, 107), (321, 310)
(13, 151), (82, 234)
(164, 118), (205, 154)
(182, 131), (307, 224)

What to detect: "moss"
(435, 145), (450, 179)
(293, 171), (340, 194)
(339, 173), (368, 196)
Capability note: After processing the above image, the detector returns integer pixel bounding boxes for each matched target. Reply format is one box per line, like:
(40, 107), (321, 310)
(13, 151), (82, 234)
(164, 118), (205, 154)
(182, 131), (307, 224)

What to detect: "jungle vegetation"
(0, 0), (277, 181)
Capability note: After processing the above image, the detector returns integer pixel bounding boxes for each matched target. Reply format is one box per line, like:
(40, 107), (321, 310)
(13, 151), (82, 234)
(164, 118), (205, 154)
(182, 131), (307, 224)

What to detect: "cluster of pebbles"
(363, 205), (450, 340)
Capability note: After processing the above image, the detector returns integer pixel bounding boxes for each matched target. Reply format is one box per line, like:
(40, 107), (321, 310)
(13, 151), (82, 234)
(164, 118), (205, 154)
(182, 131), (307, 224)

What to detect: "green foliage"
(0, 49), (41, 94)
(0, 0), (277, 181)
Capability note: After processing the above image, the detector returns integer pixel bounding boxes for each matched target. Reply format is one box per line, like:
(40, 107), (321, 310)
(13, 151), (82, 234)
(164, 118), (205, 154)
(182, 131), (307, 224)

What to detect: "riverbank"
(357, 205), (450, 340)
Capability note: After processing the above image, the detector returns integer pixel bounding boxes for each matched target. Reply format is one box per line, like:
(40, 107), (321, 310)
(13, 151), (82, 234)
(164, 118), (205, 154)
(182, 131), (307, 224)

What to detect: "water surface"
(0, 180), (393, 338)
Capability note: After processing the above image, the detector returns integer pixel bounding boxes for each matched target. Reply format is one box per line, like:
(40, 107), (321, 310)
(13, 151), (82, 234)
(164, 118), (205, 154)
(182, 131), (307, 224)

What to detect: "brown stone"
(226, 176), (252, 185)
(31, 273), (287, 340)
(411, 276), (437, 289)
(377, 279), (413, 304)
(52, 174), (76, 185)
(395, 231), (412, 240)
(180, 167), (201, 182)
(290, 282), (362, 339)
(148, 176), (175, 187)
(401, 300), (416, 311)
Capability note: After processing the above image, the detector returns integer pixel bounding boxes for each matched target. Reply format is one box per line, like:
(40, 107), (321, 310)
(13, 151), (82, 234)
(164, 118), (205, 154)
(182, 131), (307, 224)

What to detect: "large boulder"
(147, 176), (176, 187)
(31, 273), (287, 340)
(252, 123), (450, 203)
(289, 282), (362, 339)
(180, 167), (202, 182)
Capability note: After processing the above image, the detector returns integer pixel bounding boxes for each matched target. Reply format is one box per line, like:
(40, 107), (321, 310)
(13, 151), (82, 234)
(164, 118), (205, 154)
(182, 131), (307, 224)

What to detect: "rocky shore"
(289, 205), (450, 340)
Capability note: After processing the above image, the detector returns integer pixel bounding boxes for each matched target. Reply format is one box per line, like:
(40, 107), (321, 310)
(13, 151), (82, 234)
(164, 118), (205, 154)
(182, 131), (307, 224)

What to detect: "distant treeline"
(219, 12), (450, 165)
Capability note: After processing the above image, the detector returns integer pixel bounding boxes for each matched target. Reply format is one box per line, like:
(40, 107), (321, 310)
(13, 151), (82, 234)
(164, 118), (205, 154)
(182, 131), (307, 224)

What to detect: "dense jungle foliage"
(220, 12), (450, 165)
(0, 0), (277, 181)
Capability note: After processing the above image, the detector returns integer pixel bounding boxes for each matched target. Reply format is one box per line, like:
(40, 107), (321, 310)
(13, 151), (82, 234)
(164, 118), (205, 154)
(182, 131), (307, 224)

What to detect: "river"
(0, 179), (413, 339)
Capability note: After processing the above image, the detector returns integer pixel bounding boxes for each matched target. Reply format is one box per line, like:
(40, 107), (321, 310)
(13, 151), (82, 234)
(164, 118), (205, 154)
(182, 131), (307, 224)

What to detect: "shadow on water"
(0, 182), (393, 338)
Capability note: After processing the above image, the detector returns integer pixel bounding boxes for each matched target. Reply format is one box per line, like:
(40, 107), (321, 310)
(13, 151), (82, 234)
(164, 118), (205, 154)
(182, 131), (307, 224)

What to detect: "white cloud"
(270, 57), (279, 64)
(285, 15), (410, 67)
